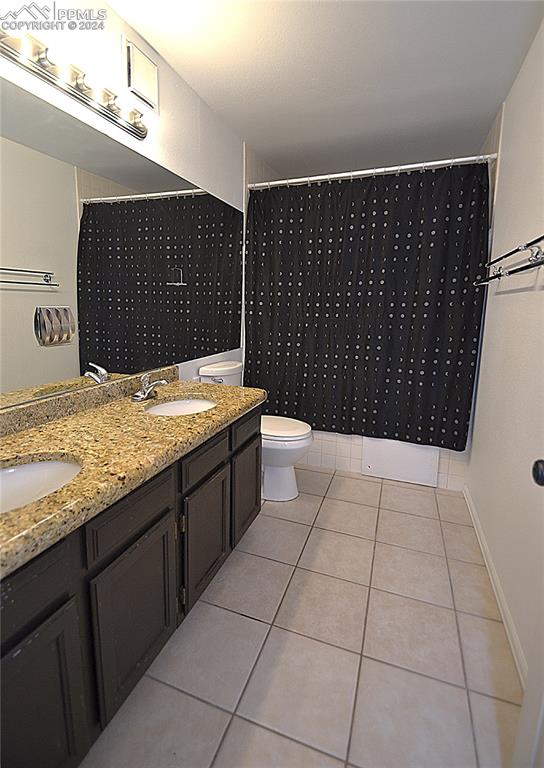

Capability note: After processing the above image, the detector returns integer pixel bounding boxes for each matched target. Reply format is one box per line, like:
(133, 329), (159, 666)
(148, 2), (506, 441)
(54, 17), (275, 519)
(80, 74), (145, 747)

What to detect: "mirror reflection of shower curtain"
(77, 195), (243, 374)
(244, 164), (489, 451)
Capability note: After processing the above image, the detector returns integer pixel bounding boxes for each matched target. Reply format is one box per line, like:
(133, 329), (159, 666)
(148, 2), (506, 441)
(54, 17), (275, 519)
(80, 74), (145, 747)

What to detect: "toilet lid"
(261, 415), (312, 441)
(199, 360), (243, 376)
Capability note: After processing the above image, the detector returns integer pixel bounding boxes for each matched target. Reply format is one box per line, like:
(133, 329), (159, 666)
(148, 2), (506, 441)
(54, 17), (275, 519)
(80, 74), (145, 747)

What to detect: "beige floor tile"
(80, 676), (229, 768)
(377, 508), (445, 555)
(437, 493), (473, 525)
(295, 468), (332, 496)
(381, 483), (438, 518)
(470, 692), (521, 768)
(148, 602), (268, 711)
(214, 717), (343, 768)
(349, 659), (477, 768)
(449, 559), (500, 620)
(315, 497), (378, 540)
(238, 627), (359, 759)
(442, 522), (484, 564)
(364, 589), (464, 685)
(262, 493), (322, 525)
(326, 475), (381, 507)
(236, 515), (310, 565)
(372, 542), (452, 607)
(299, 528), (374, 585)
(202, 551), (293, 622)
(383, 479), (436, 493)
(275, 569), (368, 651)
(458, 613), (523, 704)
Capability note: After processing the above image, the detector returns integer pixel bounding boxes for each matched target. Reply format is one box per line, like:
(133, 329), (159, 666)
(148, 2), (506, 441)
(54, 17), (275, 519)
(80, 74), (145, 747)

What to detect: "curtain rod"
(248, 154), (497, 190)
(81, 188), (207, 204)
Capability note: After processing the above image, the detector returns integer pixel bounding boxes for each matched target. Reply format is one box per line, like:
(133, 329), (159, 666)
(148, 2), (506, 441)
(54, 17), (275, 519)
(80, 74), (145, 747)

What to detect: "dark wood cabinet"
(89, 511), (177, 725)
(232, 434), (262, 546)
(1, 406), (261, 768)
(183, 464), (231, 610)
(1, 597), (88, 768)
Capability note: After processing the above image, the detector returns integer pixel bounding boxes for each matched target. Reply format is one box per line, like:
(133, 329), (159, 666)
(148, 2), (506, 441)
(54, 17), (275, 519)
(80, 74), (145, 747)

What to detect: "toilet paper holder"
(34, 306), (76, 346)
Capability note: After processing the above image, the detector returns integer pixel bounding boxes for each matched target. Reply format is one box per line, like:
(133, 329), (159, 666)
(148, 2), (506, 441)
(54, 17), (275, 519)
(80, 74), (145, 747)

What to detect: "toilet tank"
(198, 360), (243, 386)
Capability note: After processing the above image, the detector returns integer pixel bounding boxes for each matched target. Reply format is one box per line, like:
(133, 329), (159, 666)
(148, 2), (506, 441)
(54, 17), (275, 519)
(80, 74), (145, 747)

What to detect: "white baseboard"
(463, 485), (528, 687)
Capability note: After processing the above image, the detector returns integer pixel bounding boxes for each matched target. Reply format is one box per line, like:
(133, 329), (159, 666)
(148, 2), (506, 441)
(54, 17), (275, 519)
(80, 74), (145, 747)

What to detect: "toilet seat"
(261, 415), (312, 442)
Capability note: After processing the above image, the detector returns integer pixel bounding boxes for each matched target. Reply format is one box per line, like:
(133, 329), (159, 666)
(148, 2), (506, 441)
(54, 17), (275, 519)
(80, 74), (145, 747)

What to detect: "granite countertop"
(0, 381), (266, 578)
(0, 373), (127, 410)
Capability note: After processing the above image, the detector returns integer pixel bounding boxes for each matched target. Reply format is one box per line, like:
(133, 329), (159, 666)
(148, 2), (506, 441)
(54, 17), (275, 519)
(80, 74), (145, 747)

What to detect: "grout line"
(465, 688), (523, 708)
(437, 511), (481, 768)
(313, 522), (376, 542)
(233, 712), (347, 762)
(253, 513), (313, 529)
(343, 479), (382, 767)
(145, 672), (233, 715)
(374, 538), (446, 559)
(260, 510), (321, 526)
(208, 489), (325, 767)
(359, 654), (469, 693)
(198, 596), (276, 625)
(438, 517), (474, 528)
(234, 547), (305, 568)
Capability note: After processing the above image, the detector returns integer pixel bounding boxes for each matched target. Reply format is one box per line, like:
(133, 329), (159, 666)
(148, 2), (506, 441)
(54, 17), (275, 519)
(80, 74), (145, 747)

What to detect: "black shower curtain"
(244, 164), (488, 451)
(77, 194), (242, 374)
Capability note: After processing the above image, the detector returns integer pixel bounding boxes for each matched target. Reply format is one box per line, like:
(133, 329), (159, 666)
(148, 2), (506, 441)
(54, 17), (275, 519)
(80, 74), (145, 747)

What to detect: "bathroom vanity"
(0, 379), (265, 768)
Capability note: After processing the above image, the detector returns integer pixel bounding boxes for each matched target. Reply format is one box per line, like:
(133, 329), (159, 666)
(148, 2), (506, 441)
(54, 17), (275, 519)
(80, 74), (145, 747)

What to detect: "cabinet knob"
(532, 459), (544, 486)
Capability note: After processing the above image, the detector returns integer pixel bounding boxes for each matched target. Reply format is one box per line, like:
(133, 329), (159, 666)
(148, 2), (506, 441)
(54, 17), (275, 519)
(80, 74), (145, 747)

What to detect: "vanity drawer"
(180, 430), (229, 494)
(1, 538), (77, 653)
(230, 407), (261, 452)
(85, 466), (176, 570)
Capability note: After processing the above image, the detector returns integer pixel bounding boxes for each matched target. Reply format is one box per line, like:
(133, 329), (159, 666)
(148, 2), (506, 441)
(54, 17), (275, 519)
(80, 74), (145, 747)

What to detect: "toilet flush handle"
(211, 376), (224, 384)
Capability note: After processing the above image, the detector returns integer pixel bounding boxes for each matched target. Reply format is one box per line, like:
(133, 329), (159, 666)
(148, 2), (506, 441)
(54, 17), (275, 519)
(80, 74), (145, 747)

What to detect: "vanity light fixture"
(0, 33), (148, 140)
(70, 66), (93, 96)
(34, 46), (58, 75)
(102, 88), (122, 115)
(129, 109), (145, 131)
(0, 32), (24, 55)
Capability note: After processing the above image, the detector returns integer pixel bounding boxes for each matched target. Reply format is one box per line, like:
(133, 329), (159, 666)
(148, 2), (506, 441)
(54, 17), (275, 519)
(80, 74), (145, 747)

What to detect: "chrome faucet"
(131, 373), (168, 402)
(84, 362), (109, 384)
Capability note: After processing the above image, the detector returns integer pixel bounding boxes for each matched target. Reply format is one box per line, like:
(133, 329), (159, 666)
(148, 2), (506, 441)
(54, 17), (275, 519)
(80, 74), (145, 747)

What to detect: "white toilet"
(199, 361), (313, 502)
(260, 416), (313, 501)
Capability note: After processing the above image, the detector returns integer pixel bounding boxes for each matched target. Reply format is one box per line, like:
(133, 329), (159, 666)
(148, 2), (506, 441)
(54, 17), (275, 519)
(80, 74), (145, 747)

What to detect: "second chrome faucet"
(131, 373), (168, 402)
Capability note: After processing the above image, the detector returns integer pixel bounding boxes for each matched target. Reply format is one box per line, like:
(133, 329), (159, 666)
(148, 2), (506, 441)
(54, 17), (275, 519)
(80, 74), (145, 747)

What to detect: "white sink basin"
(0, 460), (81, 513)
(146, 399), (217, 416)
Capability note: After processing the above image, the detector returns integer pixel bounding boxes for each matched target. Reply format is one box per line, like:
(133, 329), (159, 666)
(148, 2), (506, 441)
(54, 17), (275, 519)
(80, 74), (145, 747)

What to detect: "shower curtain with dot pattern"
(244, 164), (489, 451)
(77, 194), (243, 375)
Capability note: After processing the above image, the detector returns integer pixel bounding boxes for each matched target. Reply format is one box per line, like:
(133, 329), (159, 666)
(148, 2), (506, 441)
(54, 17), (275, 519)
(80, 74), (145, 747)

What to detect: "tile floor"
(81, 468), (523, 768)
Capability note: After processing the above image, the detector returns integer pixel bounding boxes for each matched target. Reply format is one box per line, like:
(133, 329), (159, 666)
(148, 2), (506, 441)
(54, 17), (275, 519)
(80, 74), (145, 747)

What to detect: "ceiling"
(110, 0), (543, 177)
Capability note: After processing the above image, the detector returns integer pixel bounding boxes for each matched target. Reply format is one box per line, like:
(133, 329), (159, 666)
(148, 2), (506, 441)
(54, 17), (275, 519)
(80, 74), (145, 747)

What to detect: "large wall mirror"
(0, 114), (243, 409)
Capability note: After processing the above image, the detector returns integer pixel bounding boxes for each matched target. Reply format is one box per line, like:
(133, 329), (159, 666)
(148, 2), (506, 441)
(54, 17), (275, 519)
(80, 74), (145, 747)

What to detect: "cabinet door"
(90, 511), (176, 726)
(1, 598), (88, 768)
(232, 434), (262, 547)
(184, 464), (231, 610)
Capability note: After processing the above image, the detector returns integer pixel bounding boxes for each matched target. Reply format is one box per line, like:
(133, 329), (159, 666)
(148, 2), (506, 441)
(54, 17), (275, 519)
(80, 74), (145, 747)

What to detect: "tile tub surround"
(80, 469), (522, 768)
(0, 365), (179, 437)
(0, 380), (266, 577)
(296, 430), (470, 490)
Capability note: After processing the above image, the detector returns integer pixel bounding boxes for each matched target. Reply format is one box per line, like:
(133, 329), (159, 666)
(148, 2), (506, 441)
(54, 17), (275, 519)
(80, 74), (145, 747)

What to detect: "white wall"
(0, 0), (244, 209)
(76, 168), (136, 200)
(466, 22), (543, 692)
(0, 137), (80, 391)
